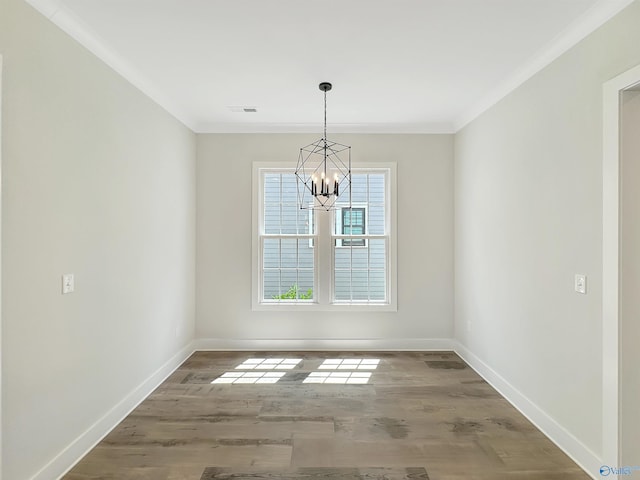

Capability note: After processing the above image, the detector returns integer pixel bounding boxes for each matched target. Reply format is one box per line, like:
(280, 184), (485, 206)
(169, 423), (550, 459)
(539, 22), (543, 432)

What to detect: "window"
(253, 163), (396, 310)
(260, 172), (315, 302)
(336, 207), (366, 247)
(333, 172), (387, 303)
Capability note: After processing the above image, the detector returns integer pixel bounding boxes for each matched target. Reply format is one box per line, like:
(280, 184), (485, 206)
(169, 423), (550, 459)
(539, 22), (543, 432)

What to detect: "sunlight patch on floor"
(318, 358), (380, 370)
(212, 357), (378, 385)
(303, 371), (372, 384)
(235, 358), (302, 370)
(212, 371), (286, 384)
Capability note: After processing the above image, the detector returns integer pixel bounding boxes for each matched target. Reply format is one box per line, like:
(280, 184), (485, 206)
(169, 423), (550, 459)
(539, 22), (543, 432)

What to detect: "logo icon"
(600, 465), (611, 476)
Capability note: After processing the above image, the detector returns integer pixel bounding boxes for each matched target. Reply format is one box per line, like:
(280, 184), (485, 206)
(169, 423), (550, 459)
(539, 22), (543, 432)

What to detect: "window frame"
(252, 162), (397, 312)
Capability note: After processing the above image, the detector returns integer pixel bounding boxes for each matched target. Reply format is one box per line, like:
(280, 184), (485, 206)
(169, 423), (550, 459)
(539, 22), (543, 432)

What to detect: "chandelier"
(295, 82), (351, 211)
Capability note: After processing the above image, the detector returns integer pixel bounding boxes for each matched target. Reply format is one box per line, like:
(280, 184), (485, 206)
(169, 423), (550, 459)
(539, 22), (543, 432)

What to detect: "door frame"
(602, 62), (640, 470)
(0, 53), (4, 480)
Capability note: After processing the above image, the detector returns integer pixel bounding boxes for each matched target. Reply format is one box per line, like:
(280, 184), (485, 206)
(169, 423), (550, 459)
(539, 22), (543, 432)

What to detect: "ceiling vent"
(228, 106), (258, 113)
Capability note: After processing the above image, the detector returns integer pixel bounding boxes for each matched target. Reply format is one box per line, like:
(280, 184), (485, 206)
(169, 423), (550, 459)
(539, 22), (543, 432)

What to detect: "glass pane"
(280, 271), (298, 298)
(343, 239), (365, 247)
(351, 174), (367, 203)
(299, 209), (313, 235)
(343, 208), (365, 235)
(264, 205), (281, 234)
(263, 270), (281, 299)
(368, 204), (385, 235)
(334, 270), (351, 301)
(262, 237), (315, 301)
(342, 209), (356, 227)
(263, 172), (311, 234)
(369, 239), (386, 269)
(298, 239), (314, 268)
(281, 208), (299, 234)
(264, 173), (281, 203)
(351, 270), (369, 300)
(281, 239), (297, 268)
(281, 174), (298, 204)
(335, 206), (367, 240)
(335, 247), (351, 269)
(263, 238), (280, 268)
(297, 270), (314, 299)
(334, 172), (386, 235)
(333, 236), (387, 303)
(351, 248), (368, 269)
(368, 174), (385, 204)
(369, 270), (386, 301)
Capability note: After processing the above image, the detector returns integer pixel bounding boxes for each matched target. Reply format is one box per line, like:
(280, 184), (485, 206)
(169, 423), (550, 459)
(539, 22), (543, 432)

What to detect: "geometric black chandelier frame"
(295, 82), (351, 211)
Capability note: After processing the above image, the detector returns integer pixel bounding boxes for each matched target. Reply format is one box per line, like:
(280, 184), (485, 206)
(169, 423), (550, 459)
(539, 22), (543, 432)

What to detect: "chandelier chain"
(323, 87), (328, 177)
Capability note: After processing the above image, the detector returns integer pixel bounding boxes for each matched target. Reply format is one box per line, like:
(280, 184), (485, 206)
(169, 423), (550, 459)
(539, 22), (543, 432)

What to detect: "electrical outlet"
(574, 274), (586, 294)
(62, 273), (75, 294)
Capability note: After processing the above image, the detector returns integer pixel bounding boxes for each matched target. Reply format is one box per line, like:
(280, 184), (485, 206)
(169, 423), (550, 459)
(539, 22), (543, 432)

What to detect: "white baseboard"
(29, 342), (195, 480)
(453, 341), (601, 480)
(193, 337), (454, 351)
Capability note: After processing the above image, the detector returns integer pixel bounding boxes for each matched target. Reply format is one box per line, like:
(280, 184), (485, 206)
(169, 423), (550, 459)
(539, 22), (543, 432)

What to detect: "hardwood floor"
(65, 351), (589, 480)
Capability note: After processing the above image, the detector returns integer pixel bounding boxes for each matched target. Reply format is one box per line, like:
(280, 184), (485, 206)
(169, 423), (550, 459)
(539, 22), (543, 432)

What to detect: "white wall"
(620, 88), (640, 465)
(454, 0), (640, 468)
(197, 134), (453, 345)
(0, 0), (196, 478)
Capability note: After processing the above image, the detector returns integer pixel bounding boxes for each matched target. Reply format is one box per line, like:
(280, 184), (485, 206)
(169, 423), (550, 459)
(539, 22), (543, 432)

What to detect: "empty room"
(1, 0), (640, 479)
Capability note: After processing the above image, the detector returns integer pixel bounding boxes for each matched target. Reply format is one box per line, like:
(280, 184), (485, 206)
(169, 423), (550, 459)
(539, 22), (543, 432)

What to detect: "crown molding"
(23, 0), (61, 17)
(454, 0), (636, 131)
(194, 122), (456, 134)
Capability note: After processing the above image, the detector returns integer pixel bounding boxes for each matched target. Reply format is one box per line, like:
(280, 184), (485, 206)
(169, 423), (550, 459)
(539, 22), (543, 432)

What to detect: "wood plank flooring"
(64, 351), (590, 480)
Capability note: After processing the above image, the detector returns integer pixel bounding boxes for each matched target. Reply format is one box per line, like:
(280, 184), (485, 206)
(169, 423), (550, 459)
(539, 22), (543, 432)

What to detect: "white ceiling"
(27, 0), (634, 133)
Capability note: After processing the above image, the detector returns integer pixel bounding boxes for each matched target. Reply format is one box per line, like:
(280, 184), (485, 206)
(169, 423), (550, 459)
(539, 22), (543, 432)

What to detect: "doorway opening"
(602, 63), (640, 467)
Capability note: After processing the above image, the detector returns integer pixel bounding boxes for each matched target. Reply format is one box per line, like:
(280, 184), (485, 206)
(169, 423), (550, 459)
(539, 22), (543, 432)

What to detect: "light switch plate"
(574, 274), (586, 294)
(62, 273), (75, 294)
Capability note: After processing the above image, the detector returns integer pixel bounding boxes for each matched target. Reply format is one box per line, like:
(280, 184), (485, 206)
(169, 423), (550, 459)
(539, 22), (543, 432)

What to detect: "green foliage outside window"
(273, 284), (313, 300)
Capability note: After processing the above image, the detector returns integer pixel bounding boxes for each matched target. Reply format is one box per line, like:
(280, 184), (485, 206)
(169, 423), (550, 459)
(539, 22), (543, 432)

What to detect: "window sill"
(252, 301), (397, 312)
